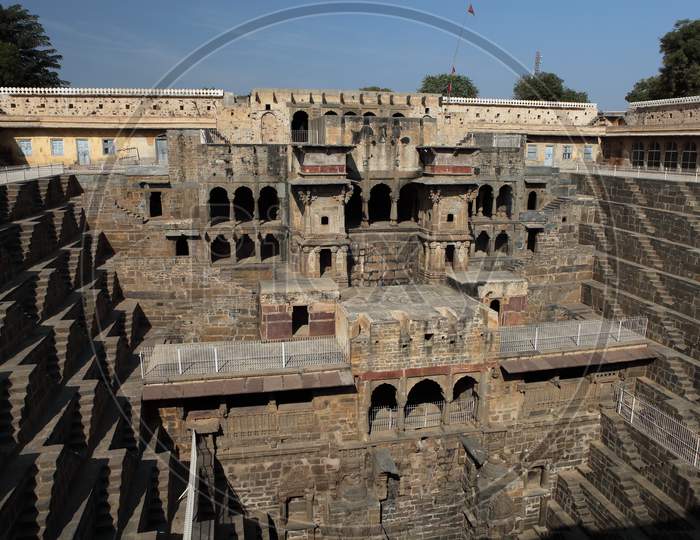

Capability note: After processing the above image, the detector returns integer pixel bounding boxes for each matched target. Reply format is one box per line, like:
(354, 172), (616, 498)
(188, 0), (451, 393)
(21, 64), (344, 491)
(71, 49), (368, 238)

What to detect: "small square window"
(584, 145), (593, 161)
(321, 216), (329, 225)
(18, 139), (32, 156)
(562, 145), (572, 160)
(102, 139), (116, 155)
(265, 104), (271, 111)
(50, 139), (64, 156)
(446, 213), (454, 222)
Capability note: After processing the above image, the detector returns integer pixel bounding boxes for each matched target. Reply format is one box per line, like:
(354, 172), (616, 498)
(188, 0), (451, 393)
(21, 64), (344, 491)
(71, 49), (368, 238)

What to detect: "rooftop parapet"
(627, 95), (700, 109)
(0, 87), (224, 96)
(442, 96), (597, 109)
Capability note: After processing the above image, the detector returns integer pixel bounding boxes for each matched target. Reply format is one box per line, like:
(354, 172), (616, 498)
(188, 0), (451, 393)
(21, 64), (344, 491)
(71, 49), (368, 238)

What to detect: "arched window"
(363, 111), (376, 117)
(451, 375), (478, 424)
(260, 234), (280, 261)
(392, 112), (405, 118)
(345, 185), (363, 229)
(233, 186), (255, 222)
(663, 141), (678, 170)
(343, 111), (357, 116)
(496, 185), (513, 218)
(494, 232), (509, 254)
(405, 380), (444, 430)
(149, 192), (162, 217)
(647, 142), (661, 168)
(324, 110), (338, 116)
(291, 111), (309, 142)
(258, 186), (279, 222)
(208, 187), (229, 224)
(476, 185), (494, 218)
(397, 183), (419, 223)
(175, 235), (189, 256)
(445, 244), (455, 269)
(369, 384), (398, 433)
(681, 142), (697, 170)
(631, 141), (645, 167)
(475, 231), (490, 254)
(490, 299), (501, 313)
(527, 191), (538, 211)
(368, 183), (392, 224)
(211, 235), (230, 263)
(235, 234), (255, 261)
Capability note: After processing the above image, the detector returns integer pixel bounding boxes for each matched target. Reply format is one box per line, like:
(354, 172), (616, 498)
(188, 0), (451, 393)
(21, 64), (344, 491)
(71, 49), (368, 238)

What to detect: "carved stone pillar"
(254, 234), (261, 262)
(390, 196), (398, 225)
(361, 196), (369, 227)
(336, 246), (349, 287)
(311, 247), (320, 277)
(301, 246), (311, 275)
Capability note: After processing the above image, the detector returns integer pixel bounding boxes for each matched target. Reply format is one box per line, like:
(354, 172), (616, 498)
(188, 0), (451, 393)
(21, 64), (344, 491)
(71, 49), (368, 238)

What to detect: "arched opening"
(663, 141), (678, 170)
(527, 228), (541, 252)
(682, 142), (698, 170)
(291, 111), (309, 143)
(211, 235), (230, 263)
(445, 244), (455, 269)
(631, 141), (645, 167)
(368, 183), (391, 224)
(319, 248), (333, 276)
(324, 110), (338, 116)
(405, 379), (444, 429)
(363, 111), (376, 117)
(343, 111), (357, 116)
(261, 112), (280, 143)
(451, 375), (478, 423)
(175, 235), (189, 256)
(397, 183), (419, 223)
(260, 234), (280, 261)
(345, 185), (363, 229)
(233, 186), (255, 222)
(209, 187), (230, 224)
(149, 192), (162, 217)
(392, 112), (405, 118)
(475, 231), (490, 254)
(494, 232), (509, 254)
(527, 191), (538, 211)
(490, 299), (501, 314)
(369, 383), (398, 433)
(647, 142), (661, 169)
(476, 185), (493, 218)
(258, 186), (279, 222)
(235, 234), (255, 261)
(496, 185), (513, 218)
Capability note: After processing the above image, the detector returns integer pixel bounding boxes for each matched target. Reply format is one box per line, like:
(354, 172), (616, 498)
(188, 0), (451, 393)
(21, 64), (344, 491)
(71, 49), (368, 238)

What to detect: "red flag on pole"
(467, 3), (475, 15)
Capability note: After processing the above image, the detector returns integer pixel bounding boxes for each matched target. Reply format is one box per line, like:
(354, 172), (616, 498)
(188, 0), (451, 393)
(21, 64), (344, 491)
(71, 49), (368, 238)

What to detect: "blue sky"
(20, 0), (700, 109)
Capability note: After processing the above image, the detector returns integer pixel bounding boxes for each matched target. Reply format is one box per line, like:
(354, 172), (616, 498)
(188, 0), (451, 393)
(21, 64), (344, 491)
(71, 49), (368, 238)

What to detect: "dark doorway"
(496, 185), (513, 218)
(258, 186), (279, 222)
(260, 234), (280, 261)
(397, 183), (419, 223)
(453, 376), (477, 401)
(209, 187), (230, 224)
(527, 191), (538, 211)
(291, 111), (309, 142)
(320, 248), (333, 276)
(445, 244), (455, 269)
(175, 235), (189, 256)
(233, 187), (255, 222)
(494, 232), (509, 254)
(345, 185), (363, 229)
(475, 231), (490, 254)
(490, 299), (501, 314)
(236, 234), (255, 261)
(368, 183), (391, 223)
(476, 185), (493, 217)
(211, 235), (230, 263)
(292, 305), (309, 336)
(527, 228), (541, 252)
(149, 191), (162, 217)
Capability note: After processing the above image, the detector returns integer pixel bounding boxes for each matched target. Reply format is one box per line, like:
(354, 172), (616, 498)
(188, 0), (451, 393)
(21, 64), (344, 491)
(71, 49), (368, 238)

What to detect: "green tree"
(419, 73), (478, 97)
(0, 4), (67, 86)
(626, 19), (700, 102)
(513, 72), (589, 102)
(360, 85), (393, 92)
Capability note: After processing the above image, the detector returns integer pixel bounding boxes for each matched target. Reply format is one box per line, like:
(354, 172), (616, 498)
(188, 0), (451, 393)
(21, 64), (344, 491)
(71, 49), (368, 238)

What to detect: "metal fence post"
(630, 395), (636, 424)
(694, 436), (700, 468)
(576, 323), (581, 346)
(282, 341), (286, 369)
(214, 347), (219, 373)
(617, 320), (623, 341)
(177, 349), (183, 374)
(139, 352), (144, 379)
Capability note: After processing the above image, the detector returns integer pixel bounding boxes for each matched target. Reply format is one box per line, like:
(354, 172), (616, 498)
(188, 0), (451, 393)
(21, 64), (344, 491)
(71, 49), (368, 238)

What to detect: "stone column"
(231, 234), (238, 263)
(397, 378), (407, 432)
(311, 247), (320, 277)
(253, 188), (260, 222)
(254, 234), (261, 262)
(478, 369), (489, 425)
(390, 196), (398, 225)
(360, 381), (371, 440)
(489, 233), (495, 255)
(361, 196), (369, 227)
(336, 246), (349, 287)
(330, 246), (339, 278)
(301, 246), (311, 275)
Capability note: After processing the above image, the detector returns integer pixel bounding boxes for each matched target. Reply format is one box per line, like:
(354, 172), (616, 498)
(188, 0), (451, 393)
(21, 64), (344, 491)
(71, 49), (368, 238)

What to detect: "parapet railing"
(568, 162), (700, 182)
(139, 336), (348, 381)
(0, 87), (224, 97)
(0, 163), (65, 184)
(627, 95), (700, 109)
(615, 385), (700, 468)
(369, 398), (478, 433)
(442, 96), (597, 109)
(496, 317), (648, 355)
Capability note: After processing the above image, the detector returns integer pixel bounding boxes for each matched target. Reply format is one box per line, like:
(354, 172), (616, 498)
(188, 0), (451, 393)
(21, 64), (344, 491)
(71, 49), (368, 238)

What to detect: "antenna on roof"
(534, 51), (542, 75)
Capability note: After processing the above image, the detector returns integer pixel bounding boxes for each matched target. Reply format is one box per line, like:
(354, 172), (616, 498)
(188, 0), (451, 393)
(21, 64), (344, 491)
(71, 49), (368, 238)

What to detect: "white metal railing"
(139, 336), (348, 381)
(497, 317), (648, 354)
(570, 162), (700, 182)
(627, 95), (700, 109)
(369, 398), (478, 433)
(448, 397), (479, 424)
(405, 401), (443, 429)
(0, 86), (223, 97)
(0, 163), (64, 184)
(442, 96), (597, 109)
(369, 406), (398, 433)
(615, 385), (700, 468)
